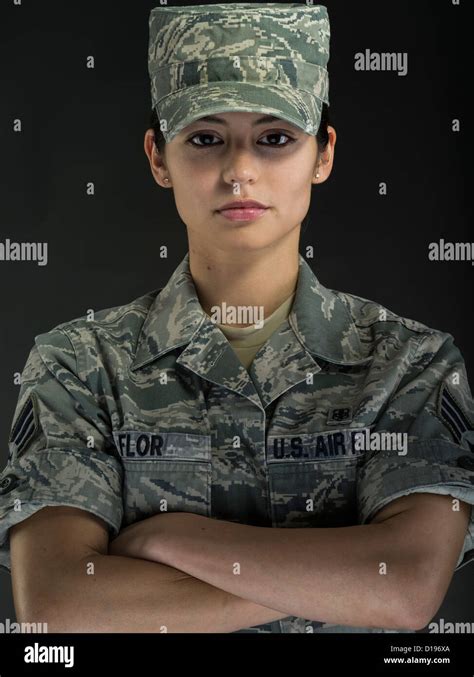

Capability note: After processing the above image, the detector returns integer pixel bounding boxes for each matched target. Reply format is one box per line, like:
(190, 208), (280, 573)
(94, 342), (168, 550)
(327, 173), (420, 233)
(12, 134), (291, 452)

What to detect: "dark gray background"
(0, 0), (472, 629)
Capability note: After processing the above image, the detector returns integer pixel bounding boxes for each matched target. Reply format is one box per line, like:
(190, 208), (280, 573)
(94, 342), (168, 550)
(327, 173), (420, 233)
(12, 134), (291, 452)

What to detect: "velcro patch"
(326, 406), (353, 425)
(9, 395), (38, 455)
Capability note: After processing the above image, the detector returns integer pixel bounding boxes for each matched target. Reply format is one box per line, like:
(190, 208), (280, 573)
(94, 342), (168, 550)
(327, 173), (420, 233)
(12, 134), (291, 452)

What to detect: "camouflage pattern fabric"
(148, 3), (330, 143)
(1, 251), (473, 633)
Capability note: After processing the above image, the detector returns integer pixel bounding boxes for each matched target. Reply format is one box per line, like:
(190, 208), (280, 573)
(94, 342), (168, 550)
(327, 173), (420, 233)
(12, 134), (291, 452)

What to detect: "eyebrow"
(190, 114), (284, 126)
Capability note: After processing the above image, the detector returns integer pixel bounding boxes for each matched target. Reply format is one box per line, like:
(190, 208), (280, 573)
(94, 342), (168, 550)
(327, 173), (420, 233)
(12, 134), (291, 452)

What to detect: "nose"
(222, 145), (259, 187)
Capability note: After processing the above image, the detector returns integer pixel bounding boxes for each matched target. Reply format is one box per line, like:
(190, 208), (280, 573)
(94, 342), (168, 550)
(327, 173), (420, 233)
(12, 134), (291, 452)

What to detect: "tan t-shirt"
(213, 292), (296, 370)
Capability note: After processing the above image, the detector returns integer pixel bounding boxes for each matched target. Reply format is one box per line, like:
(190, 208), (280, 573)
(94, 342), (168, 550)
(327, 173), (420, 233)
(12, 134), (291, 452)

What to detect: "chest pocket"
(113, 431), (212, 526)
(266, 427), (371, 528)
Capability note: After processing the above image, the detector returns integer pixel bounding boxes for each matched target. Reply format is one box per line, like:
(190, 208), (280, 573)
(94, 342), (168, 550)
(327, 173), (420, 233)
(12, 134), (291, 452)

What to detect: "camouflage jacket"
(1, 252), (473, 633)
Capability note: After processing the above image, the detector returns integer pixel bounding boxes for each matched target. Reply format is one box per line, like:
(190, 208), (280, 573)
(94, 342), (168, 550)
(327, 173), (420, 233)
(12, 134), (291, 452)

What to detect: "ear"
(144, 130), (171, 188)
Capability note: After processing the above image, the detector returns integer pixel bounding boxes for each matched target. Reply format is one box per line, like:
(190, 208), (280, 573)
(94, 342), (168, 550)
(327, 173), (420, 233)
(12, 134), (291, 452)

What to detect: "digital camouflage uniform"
(1, 252), (473, 633)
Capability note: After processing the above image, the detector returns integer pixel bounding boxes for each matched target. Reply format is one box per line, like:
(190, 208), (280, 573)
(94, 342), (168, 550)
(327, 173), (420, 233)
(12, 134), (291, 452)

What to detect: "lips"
(218, 204), (269, 223)
(218, 200), (268, 211)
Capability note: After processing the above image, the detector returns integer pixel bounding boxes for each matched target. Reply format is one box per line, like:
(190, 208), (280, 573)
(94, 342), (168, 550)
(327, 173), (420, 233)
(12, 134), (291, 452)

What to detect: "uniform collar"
(131, 252), (372, 408)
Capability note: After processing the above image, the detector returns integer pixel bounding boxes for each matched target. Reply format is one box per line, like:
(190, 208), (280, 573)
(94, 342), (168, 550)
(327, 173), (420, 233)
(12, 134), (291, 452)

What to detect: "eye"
(186, 131), (296, 148)
(259, 132), (295, 147)
(187, 133), (222, 147)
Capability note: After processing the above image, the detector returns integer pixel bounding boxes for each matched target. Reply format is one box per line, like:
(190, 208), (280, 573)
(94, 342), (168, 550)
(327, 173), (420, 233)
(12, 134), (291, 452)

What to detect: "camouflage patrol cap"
(148, 3), (330, 143)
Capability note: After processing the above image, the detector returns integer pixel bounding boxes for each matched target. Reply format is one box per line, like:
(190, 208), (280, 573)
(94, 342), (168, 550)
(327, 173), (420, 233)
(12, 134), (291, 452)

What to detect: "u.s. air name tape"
(112, 431), (211, 462)
(267, 427), (373, 463)
(113, 427), (410, 464)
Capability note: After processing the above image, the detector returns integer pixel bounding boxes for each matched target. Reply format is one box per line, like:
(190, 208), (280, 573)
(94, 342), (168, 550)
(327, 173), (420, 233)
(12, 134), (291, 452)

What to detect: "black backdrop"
(0, 0), (472, 628)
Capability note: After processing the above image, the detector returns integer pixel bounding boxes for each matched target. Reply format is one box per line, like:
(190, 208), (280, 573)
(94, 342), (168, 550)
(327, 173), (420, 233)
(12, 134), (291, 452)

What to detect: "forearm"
(26, 552), (288, 633)
(154, 516), (426, 630)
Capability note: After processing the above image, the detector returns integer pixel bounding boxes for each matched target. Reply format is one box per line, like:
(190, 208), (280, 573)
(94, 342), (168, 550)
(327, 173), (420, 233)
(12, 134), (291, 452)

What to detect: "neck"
(188, 235), (300, 328)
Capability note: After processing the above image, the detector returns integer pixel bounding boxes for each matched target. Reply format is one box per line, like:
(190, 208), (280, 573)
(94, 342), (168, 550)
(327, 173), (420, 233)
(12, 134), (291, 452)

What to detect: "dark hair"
(149, 103), (331, 157)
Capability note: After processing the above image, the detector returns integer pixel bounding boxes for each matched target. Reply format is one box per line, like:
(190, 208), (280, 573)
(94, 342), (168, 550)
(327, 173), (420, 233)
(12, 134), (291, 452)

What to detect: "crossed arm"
(107, 493), (470, 630)
(11, 493), (470, 633)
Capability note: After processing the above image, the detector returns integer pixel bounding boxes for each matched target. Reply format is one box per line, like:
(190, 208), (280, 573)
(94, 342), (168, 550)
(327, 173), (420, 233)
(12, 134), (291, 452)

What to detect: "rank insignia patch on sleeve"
(438, 383), (474, 449)
(9, 395), (39, 455)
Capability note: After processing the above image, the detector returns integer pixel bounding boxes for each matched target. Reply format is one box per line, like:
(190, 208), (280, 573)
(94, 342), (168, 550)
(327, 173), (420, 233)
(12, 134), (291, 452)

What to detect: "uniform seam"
(3, 499), (123, 541)
(19, 446), (123, 474)
(152, 5), (323, 13)
(150, 57), (327, 73)
(363, 482), (474, 525)
(53, 292), (157, 335)
(354, 319), (436, 335)
(332, 290), (366, 358)
(53, 328), (119, 454)
(58, 326), (85, 382)
(340, 291), (437, 335)
(90, 292), (159, 328)
(383, 332), (432, 410)
(157, 81), (326, 107)
(411, 332), (427, 363)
